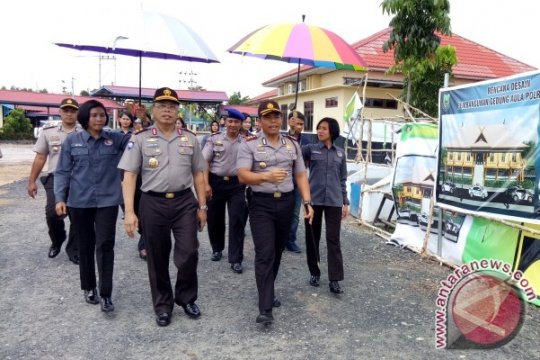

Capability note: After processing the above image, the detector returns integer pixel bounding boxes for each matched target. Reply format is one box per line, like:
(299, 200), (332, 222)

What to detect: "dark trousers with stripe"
(207, 174), (247, 263)
(41, 174), (77, 257)
(139, 191), (199, 315)
(249, 192), (294, 313)
(70, 206), (118, 297)
(305, 205), (344, 281)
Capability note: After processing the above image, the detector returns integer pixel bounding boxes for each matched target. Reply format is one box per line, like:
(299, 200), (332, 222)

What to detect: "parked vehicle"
(443, 220), (461, 242)
(468, 185), (488, 199)
(441, 181), (456, 194)
(505, 186), (533, 203)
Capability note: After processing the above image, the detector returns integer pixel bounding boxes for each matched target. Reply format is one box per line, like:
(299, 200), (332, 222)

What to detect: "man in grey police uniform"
(202, 108), (248, 273)
(27, 98), (80, 263)
(119, 87), (208, 327)
(237, 100), (314, 325)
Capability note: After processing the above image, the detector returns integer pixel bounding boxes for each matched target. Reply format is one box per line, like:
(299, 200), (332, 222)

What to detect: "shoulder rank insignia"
(43, 124), (58, 130)
(283, 134), (298, 142)
(134, 128), (151, 135)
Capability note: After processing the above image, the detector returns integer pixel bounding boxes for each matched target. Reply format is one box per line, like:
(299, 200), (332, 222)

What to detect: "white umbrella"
(55, 11), (220, 103)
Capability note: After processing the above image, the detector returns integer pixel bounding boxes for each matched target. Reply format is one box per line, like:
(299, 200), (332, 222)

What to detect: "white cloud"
(1, 0), (538, 98)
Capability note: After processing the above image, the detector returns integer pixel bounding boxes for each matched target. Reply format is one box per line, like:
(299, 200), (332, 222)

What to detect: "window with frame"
(303, 101), (314, 132)
(280, 104), (288, 130)
(364, 98), (398, 109)
(325, 97), (338, 108)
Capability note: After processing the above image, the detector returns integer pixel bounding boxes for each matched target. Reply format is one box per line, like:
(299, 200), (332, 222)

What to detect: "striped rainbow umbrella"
(228, 23), (367, 70)
(227, 18), (367, 108)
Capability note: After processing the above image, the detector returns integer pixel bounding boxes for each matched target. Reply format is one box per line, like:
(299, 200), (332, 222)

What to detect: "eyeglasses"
(154, 103), (179, 111)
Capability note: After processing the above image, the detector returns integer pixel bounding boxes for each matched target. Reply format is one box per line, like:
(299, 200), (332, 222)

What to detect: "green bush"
(0, 109), (34, 140)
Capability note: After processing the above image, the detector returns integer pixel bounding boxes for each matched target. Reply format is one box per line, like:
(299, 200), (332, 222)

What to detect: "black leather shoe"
(211, 251), (222, 261)
(309, 275), (320, 287)
(329, 281), (343, 294)
(139, 249), (147, 261)
(156, 312), (171, 327)
(84, 288), (99, 304)
(181, 303), (201, 319)
(272, 297), (281, 308)
(256, 311), (273, 325)
(100, 297), (114, 312)
(286, 242), (301, 253)
(48, 246), (60, 258)
(231, 262), (243, 274)
(68, 254), (80, 265)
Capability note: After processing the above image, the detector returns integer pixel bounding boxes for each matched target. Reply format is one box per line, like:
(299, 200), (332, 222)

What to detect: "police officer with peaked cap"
(27, 98), (81, 263)
(118, 87), (208, 327)
(237, 100), (314, 325)
(202, 108), (248, 273)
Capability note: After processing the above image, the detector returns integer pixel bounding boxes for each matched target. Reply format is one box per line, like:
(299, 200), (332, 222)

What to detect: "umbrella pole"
(138, 53), (142, 105)
(293, 58), (301, 110)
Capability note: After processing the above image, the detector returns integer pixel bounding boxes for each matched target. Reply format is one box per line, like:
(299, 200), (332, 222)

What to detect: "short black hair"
(77, 100), (109, 130)
(316, 117), (340, 142)
(119, 111), (135, 125)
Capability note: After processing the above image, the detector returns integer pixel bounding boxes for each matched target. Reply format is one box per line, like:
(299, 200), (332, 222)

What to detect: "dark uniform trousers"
(249, 192), (294, 312)
(207, 173), (247, 263)
(140, 190), (199, 315)
(40, 174), (77, 256)
(70, 206), (118, 297)
(305, 205), (344, 281)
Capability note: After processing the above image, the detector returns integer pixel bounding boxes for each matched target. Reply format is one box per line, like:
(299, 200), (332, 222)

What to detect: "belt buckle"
(224, 176), (230, 181)
(273, 192), (282, 198)
(165, 192), (175, 199)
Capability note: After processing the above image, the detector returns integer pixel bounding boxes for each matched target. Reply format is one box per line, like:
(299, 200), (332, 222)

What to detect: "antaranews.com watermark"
(435, 259), (536, 349)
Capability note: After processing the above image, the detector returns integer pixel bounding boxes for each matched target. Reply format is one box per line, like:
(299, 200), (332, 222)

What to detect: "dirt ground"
(1, 143), (539, 359)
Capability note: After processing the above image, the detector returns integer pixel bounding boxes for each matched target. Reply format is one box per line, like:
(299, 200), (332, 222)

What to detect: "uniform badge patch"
(127, 141), (134, 150)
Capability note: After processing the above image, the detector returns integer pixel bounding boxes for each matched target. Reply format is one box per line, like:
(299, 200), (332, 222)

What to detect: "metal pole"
(436, 73), (450, 256)
(293, 14), (306, 110)
(138, 53), (142, 105)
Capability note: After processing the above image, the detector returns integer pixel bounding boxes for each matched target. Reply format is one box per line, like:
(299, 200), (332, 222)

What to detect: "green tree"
(228, 91), (250, 105)
(0, 109), (33, 140)
(381, 0), (454, 116)
(80, 89), (90, 96)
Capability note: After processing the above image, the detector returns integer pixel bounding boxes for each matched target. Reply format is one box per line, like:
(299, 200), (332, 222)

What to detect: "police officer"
(27, 98), (80, 263)
(119, 87), (207, 327)
(202, 108), (248, 273)
(237, 100), (314, 325)
(283, 110), (311, 253)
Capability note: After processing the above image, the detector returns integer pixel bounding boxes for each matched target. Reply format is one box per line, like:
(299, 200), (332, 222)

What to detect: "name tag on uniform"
(312, 150), (322, 154)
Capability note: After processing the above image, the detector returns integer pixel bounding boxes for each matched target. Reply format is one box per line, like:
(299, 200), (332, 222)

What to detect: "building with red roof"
(259, 28), (536, 132)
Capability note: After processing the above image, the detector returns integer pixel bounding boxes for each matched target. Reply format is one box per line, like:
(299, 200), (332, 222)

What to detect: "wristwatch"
(303, 200), (312, 206)
(199, 205), (208, 211)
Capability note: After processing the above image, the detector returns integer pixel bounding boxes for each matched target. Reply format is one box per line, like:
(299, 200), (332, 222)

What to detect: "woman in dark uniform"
(302, 117), (349, 294)
(54, 100), (128, 312)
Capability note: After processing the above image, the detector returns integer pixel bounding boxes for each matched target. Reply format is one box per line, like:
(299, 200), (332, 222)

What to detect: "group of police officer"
(30, 87), (342, 327)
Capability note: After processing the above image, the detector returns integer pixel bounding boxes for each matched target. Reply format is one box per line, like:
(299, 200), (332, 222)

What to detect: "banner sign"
(437, 70), (540, 223)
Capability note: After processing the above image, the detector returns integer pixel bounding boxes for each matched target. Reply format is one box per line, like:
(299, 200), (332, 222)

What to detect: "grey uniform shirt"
(236, 132), (305, 193)
(302, 142), (349, 207)
(202, 132), (243, 176)
(118, 126), (207, 193)
(33, 124), (80, 174)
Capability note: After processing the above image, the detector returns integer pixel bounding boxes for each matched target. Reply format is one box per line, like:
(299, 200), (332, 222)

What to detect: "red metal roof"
(221, 105), (259, 117)
(352, 28), (536, 80)
(93, 85), (228, 102)
(0, 90), (123, 109)
(246, 89), (279, 104)
(263, 28), (536, 84)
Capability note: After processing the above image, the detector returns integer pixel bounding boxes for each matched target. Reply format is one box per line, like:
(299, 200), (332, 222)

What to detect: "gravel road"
(0, 143), (539, 359)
